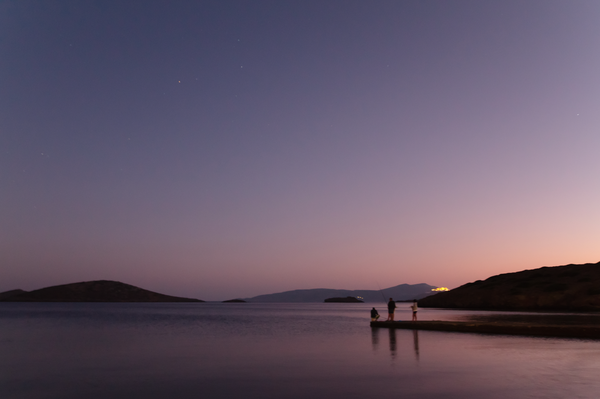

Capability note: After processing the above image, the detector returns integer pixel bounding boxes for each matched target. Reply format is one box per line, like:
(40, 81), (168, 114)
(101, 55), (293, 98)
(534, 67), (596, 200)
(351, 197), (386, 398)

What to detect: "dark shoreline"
(370, 320), (600, 339)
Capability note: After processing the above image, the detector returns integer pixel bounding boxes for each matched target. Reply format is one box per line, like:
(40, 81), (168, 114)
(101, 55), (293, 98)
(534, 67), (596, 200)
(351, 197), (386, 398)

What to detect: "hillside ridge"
(419, 261), (600, 311)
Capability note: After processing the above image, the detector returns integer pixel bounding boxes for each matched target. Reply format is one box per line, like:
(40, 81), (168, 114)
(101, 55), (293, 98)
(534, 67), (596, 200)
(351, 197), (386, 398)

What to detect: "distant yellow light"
(432, 287), (449, 292)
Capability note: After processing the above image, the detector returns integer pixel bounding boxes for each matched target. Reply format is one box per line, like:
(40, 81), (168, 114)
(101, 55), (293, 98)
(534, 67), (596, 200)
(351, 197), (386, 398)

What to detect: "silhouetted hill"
(246, 283), (436, 303)
(0, 289), (26, 300)
(419, 262), (600, 311)
(0, 280), (203, 302)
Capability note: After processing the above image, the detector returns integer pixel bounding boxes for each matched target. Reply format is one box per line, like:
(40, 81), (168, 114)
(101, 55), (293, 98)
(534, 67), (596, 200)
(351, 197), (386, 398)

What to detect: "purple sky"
(2, 0), (599, 301)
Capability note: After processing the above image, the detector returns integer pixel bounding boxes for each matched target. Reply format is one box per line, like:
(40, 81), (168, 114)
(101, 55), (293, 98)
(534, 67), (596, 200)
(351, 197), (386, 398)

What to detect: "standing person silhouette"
(411, 300), (418, 321)
(386, 298), (396, 321)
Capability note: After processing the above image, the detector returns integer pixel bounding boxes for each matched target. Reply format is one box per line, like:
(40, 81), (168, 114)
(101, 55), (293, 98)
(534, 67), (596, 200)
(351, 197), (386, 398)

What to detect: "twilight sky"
(2, 0), (599, 301)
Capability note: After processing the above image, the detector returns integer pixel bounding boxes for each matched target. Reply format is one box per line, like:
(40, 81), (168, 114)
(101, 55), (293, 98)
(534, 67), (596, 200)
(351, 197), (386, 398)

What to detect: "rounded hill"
(0, 280), (203, 302)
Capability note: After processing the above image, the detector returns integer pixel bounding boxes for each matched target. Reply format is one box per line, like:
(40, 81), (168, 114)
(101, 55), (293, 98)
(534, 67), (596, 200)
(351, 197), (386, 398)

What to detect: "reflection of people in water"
(370, 307), (380, 322)
(386, 298), (396, 321)
(413, 329), (420, 361)
(372, 325), (420, 361)
(388, 328), (397, 358)
(411, 300), (418, 321)
(371, 327), (380, 351)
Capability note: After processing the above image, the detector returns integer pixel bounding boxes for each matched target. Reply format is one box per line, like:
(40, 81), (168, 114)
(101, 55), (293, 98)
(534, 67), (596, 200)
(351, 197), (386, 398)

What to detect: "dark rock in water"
(0, 289), (27, 300)
(222, 299), (246, 303)
(324, 296), (364, 303)
(246, 283), (436, 303)
(419, 261), (600, 311)
(0, 280), (203, 302)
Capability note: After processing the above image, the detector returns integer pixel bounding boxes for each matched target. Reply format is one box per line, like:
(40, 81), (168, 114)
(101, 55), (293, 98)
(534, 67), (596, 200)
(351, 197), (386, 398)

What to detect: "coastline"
(370, 320), (600, 339)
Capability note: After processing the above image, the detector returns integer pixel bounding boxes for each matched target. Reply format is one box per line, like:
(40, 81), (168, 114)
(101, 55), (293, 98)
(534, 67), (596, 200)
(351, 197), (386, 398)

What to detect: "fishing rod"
(375, 281), (388, 304)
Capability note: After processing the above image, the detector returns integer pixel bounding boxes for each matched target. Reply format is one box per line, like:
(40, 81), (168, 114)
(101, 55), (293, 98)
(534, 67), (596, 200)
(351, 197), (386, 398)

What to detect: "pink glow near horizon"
(1, 1), (599, 301)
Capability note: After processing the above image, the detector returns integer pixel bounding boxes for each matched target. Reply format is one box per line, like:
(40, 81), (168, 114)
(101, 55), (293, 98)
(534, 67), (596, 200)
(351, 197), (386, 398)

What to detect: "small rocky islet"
(324, 296), (364, 303)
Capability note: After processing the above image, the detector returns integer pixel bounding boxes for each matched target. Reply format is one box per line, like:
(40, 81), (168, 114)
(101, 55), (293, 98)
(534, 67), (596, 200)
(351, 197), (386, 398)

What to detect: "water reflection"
(4, 304), (600, 399)
(388, 328), (397, 358)
(413, 329), (419, 361)
(371, 326), (420, 362)
(371, 327), (380, 350)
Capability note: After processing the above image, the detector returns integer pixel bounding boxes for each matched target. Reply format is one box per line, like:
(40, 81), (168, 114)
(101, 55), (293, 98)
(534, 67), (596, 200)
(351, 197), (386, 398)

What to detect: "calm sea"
(2, 302), (600, 399)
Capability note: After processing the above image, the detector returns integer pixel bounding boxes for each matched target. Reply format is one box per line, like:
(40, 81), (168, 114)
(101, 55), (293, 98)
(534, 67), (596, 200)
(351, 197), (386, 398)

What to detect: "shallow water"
(1, 303), (600, 399)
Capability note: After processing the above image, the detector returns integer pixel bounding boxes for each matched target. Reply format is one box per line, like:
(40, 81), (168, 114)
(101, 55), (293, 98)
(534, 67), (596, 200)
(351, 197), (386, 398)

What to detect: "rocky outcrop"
(0, 280), (203, 302)
(419, 262), (600, 311)
(324, 296), (364, 303)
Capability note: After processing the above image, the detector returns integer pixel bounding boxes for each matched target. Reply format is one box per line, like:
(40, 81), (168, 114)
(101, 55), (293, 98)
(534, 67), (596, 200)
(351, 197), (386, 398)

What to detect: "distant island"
(0, 281), (436, 303)
(419, 261), (600, 311)
(0, 280), (203, 302)
(245, 283), (436, 303)
(324, 296), (363, 303)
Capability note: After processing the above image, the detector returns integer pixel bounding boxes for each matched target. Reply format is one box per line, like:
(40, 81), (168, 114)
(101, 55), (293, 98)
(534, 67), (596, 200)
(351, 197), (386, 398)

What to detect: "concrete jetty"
(370, 320), (600, 339)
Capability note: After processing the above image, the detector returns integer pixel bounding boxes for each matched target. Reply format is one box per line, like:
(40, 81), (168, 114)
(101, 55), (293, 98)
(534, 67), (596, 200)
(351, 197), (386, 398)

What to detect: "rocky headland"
(419, 261), (600, 311)
(0, 280), (203, 302)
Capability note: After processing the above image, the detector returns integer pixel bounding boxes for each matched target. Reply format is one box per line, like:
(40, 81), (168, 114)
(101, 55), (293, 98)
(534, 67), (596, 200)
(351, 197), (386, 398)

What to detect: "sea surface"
(2, 302), (600, 399)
